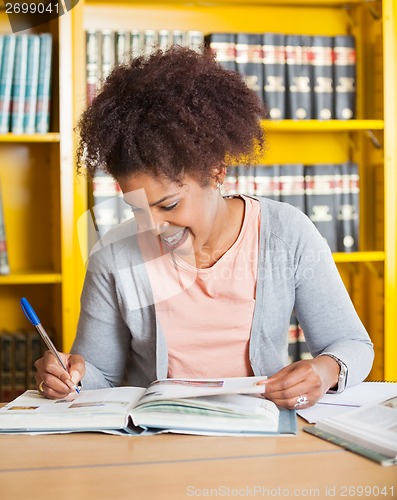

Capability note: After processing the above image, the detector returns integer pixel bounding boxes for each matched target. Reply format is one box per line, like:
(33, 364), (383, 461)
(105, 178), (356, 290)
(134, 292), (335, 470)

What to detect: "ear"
(211, 163), (227, 186)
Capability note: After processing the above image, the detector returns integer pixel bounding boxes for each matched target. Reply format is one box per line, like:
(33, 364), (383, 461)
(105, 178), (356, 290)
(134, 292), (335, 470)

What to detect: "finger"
(262, 370), (307, 398)
(67, 354), (86, 385)
(265, 381), (310, 409)
(39, 379), (74, 400)
(38, 351), (77, 394)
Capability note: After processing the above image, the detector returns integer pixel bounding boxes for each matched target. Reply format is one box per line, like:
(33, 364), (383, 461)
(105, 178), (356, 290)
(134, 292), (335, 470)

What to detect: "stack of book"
(0, 33), (53, 134)
(206, 32), (356, 120)
(0, 329), (47, 401)
(223, 162), (360, 253)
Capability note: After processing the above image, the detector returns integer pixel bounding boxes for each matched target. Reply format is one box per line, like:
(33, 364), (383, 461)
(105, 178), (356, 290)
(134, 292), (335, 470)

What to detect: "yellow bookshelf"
(62, 0), (396, 381)
(0, 11), (76, 354)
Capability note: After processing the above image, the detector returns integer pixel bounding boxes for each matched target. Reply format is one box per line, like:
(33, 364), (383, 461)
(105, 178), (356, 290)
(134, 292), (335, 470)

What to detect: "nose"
(155, 220), (170, 235)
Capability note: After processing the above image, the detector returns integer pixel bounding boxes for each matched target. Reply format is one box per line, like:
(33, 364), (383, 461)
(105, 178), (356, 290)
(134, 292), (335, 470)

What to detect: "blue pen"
(20, 297), (80, 394)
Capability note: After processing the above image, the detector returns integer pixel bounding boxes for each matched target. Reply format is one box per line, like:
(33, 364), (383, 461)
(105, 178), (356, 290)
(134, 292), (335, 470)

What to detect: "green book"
(35, 33), (53, 134)
(304, 389), (397, 466)
(11, 34), (29, 134)
(23, 35), (40, 134)
(0, 35), (17, 134)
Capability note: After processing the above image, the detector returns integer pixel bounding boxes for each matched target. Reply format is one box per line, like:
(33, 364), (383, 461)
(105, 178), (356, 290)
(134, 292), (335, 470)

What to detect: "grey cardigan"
(72, 197), (374, 389)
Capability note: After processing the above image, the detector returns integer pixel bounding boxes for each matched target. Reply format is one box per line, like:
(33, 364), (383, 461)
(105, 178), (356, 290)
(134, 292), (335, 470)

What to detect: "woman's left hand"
(257, 356), (340, 409)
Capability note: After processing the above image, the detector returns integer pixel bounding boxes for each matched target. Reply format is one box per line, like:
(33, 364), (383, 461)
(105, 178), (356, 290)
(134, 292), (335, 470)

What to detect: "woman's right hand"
(34, 351), (86, 399)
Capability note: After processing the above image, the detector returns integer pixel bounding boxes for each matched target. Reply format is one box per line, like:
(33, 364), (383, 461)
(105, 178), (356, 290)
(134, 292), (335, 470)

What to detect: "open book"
(0, 376), (297, 436)
(304, 391), (397, 466)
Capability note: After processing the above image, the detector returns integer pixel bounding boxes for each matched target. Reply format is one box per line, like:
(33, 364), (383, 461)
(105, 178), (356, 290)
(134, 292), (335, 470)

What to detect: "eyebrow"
(149, 193), (180, 207)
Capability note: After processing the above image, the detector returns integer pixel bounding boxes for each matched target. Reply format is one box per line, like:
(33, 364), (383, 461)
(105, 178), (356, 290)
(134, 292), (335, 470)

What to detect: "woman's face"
(118, 172), (223, 258)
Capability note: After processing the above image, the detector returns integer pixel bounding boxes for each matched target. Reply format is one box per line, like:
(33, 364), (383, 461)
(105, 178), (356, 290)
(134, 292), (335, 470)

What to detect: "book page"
(317, 396), (397, 457)
(298, 381), (397, 423)
(136, 376), (267, 406)
(0, 387), (145, 431)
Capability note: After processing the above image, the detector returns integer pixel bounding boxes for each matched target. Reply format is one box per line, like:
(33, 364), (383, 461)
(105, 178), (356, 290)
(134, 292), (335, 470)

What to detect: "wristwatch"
(319, 354), (348, 393)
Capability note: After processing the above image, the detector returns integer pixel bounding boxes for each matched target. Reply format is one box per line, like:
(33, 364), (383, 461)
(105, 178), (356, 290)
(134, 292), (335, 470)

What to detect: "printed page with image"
(0, 376), (297, 437)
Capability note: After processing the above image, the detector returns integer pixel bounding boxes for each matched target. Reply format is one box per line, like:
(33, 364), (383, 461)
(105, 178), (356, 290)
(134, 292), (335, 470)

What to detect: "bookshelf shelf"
(263, 120), (384, 133)
(0, 134), (61, 143)
(333, 252), (385, 263)
(0, 272), (63, 285)
(88, 0), (369, 6)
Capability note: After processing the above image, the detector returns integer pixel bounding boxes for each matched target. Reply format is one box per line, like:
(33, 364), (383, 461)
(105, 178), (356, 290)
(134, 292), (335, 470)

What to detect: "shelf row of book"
(0, 33), (53, 134)
(86, 29), (204, 105)
(85, 28), (356, 122)
(0, 329), (46, 402)
(89, 162), (358, 253)
(223, 162), (359, 253)
(206, 33), (356, 120)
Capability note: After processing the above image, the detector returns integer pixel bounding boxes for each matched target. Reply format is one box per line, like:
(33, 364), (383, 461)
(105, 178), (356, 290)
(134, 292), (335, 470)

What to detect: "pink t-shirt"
(153, 195), (260, 378)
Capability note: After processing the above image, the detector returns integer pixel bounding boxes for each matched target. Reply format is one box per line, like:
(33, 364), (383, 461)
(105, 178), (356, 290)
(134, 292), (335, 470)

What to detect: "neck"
(195, 196), (244, 268)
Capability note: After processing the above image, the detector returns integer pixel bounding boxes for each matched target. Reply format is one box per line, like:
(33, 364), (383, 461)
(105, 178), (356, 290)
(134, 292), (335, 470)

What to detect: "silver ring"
(294, 395), (309, 407)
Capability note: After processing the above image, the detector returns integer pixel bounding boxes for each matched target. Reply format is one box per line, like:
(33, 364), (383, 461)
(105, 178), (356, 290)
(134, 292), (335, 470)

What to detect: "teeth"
(163, 228), (185, 245)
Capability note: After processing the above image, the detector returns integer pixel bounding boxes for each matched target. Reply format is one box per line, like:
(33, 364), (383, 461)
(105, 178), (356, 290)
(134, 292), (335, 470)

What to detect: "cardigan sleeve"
(292, 210), (374, 387)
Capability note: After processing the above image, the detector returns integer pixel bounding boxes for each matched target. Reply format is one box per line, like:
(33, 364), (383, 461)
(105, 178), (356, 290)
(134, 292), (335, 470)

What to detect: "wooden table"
(0, 418), (395, 499)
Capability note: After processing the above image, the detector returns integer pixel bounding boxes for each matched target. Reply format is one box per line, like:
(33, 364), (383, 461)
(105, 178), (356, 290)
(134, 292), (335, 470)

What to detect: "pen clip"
(20, 297), (40, 326)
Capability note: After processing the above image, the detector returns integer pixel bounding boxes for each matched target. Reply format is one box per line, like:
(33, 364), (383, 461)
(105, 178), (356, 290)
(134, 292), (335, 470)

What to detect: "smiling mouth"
(160, 227), (189, 251)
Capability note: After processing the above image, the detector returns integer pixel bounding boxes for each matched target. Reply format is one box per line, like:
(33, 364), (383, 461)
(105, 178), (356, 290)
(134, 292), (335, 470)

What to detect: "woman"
(35, 47), (373, 408)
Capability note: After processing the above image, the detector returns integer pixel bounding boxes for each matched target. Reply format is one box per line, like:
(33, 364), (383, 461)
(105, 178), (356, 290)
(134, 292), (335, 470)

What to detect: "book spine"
(100, 29), (115, 82)
(262, 33), (286, 119)
(279, 164), (305, 212)
(223, 166), (238, 195)
(172, 30), (185, 47)
(11, 34), (29, 134)
(311, 35), (334, 120)
(158, 30), (171, 52)
(304, 164), (339, 252)
(92, 171), (121, 238)
(35, 33), (53, 134)
(0, 332), (13, 402)
(286, 35), (312, 119)
(115, 31), (130, 65)
(186, 31), (204, 53)
(86, 30), (100, 106)
(237, 165), (255, 196)
(205, 33), (237, 72)
(26, 329), (44, 390)
(303, 426), (396, 466)
(143, 30), (158, 57)
(254, 165), (280, 200)
(23, 35), (40, 134)
(297, 323), (312, 360)
(13, 330), (27, 398)
(333, 35), (356, 119)
(0, 35), (17, 133)
(130, 30), (143, 59)
(235, 33), (264, 101)
(337, 161), (359, 252)
(0, 180), (10, 275)
(288, 314), (300, 363)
